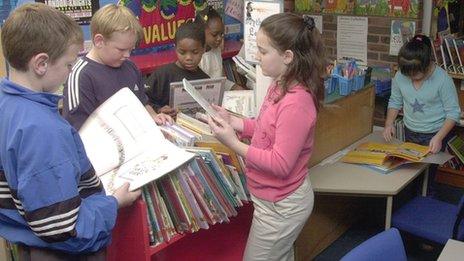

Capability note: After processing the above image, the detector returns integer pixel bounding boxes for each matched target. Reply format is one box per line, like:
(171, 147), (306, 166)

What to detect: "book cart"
(107, 199), (253, 261)
(107, 85), (376, 261)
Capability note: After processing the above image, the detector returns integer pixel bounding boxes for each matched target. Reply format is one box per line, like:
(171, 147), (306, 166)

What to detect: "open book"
(182, 78), (219, 118)
(341, 141), (452, 172)
(222, 90), (256, 118)
(79, 88), (195, 194)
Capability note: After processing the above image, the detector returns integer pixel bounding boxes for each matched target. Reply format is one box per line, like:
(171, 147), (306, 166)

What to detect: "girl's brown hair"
(259, 13), (326, 107)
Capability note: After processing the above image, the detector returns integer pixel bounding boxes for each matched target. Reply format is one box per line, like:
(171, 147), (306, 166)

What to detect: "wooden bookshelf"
(449, 72), (464, 80)
(436, 166), (464, 188)
(438, 72), (464, 187)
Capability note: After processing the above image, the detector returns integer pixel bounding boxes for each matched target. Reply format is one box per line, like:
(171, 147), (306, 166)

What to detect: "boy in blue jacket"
(0, 3), (140, 259)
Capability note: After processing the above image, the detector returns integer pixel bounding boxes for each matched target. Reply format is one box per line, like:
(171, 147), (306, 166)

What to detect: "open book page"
(79, 88), (195, 193)
(170, 78), (225, 116)
(342, 140), (453, 170)
(182, 78), (219, 118)
(222, 90), (256, 118)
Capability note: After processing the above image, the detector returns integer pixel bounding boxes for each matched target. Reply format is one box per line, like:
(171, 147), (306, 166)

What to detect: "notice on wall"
(389, 20), (415, 56)
(336, 16), (368, 64)
(225, 0), (244, 22)
(244, 0), (282, 64)
(36, 0), (99, 25)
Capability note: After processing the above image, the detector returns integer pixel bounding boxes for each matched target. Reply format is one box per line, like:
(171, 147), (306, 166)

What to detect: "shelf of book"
(107, 198), (253, 261)
(449, 72), (464, 80)
(107, 200), (186, 261)
(436, 166), (464, 188)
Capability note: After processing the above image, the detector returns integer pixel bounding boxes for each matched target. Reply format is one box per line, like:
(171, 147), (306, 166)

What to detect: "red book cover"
(160, 176), (191, 233)
(148, 182), (169, 242)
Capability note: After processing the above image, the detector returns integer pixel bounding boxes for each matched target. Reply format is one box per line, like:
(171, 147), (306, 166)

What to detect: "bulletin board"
(121, 0), (201, 54)
(243, 0), (283, 64)
(295, 0), (420, 19)
(35, 0), (99, 25)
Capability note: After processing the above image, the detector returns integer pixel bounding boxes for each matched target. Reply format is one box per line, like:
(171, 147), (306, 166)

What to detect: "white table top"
(438, 239), (464, 261)
(309, 131), (429, 196)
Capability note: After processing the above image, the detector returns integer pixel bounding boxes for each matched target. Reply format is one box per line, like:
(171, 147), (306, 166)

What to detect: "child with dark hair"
(196, 6), (238, 90)
(146, 21), (210, 117)
(207, 13), (326, 260)
(383, 34), (460, 196)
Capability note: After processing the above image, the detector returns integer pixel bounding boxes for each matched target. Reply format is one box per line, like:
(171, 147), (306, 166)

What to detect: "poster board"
(389, 20), (416, 56)
(336, 16), (368, 64)
(243, 0), (282, 64)
(35, 0), (99, 25)
(295, 0), (420, 18)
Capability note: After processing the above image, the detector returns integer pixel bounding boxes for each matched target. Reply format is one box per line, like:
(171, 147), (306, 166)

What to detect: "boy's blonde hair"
(91, 4), (142, 42)
(1, 3), (83, 72)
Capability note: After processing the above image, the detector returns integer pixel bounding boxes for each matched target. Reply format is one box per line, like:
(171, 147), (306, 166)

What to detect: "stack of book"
(140, 113), (249, 246)
(141, 155), (248, 246)
(341, 141), (430, 173)
(433, 33), (464, 75)
(78, 88), (249, 247)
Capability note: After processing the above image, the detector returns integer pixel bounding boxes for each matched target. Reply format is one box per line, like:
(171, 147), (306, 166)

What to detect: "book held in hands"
(79, 88), (195, 194)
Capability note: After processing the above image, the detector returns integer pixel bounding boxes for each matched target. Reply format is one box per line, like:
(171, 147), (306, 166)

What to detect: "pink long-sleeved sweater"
(241, 83), (317, 202)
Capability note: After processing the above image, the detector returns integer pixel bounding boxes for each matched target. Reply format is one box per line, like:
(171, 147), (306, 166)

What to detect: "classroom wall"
(14, 0), (115, 41)
(321, 12), (423, 67)
(297, 2), (423, 68)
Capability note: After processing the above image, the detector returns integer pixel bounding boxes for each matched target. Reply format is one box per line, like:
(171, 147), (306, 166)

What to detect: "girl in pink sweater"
(208, 13), (326, 261)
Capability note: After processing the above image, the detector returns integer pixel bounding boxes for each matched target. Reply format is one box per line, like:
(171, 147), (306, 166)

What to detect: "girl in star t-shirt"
(383, 34), (460, 196)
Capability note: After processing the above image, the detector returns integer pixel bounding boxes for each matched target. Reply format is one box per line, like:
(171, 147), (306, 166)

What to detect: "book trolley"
(106, 85), (376, 261)
(105, 112), (254, 260)
(107, 199), (253, 261)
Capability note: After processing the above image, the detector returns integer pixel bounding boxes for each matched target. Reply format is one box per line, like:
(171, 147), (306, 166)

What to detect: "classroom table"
(309, 131), (430, 230)
(438, 239), (464, 261)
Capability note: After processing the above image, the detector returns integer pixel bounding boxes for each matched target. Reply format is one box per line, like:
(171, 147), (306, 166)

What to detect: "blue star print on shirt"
(410, 98), (425, 113)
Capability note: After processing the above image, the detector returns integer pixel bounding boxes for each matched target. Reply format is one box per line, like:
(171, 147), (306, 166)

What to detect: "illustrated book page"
(79, 88), (195, 193)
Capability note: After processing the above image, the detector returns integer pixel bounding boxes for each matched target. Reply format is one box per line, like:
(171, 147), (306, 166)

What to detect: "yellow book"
(355, 142), (429, 162)
(341, 151), (388, 166)
(195, 141), (244, 174)
(341, 141), (429, 171)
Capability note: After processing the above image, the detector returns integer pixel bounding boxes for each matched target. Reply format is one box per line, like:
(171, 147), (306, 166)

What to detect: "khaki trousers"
(243, 177), (314, 261)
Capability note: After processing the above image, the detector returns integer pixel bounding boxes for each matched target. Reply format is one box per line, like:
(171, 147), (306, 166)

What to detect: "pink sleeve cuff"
(239, 118), (255, 139)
